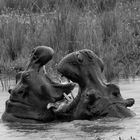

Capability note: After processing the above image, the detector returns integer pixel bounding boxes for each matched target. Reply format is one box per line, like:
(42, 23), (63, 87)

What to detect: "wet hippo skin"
(2, 46), (75, 123)
(2, 48), (135, 123)
(55, 49), (135, 120)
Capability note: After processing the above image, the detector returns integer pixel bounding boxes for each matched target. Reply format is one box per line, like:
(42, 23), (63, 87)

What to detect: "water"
(0, 78), (140, 140)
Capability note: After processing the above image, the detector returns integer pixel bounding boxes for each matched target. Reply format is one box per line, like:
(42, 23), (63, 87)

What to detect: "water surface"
(0, 78), (140, 140)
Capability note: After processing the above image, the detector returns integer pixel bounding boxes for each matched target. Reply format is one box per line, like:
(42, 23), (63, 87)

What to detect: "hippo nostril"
(125, 98), (135, 107)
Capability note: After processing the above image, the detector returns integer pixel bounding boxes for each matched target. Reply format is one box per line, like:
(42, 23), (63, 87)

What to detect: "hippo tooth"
(63, 93), (72, 102)
(47, 103), (56, 109)
(69, 92), (74, 100)
(43, 65), (47, 74)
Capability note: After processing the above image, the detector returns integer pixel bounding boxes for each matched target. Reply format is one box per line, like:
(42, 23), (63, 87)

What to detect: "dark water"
(0, 78), (139, 140)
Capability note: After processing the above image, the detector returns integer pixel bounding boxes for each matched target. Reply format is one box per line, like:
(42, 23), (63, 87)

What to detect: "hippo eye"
(77, 53), (83, 63)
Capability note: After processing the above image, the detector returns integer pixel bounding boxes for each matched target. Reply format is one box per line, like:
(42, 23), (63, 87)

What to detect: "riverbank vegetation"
(0, 0), (140, 82)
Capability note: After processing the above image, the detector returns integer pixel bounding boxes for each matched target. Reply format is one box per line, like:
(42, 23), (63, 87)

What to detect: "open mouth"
(47, 88), (76, 112)
(47, 74), (78, 113)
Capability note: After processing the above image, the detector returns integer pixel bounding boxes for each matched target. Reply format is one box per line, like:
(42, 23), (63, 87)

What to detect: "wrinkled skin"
(2, 48), (135, 123)
(3, 70), (56, 122)
(2, 46), (75, 123)
(56, 49), (135, 120)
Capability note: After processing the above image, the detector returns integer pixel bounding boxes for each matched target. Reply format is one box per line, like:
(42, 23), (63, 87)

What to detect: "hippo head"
(15, 46), (54, 84)
(2, 69), (69, 123)
(2, 46), (64, 123)
(57, 49), (135, 119)
(27, 46), (54, 71)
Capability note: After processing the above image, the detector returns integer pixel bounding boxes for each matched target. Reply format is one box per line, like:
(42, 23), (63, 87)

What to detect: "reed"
(0, 0), (139, 82)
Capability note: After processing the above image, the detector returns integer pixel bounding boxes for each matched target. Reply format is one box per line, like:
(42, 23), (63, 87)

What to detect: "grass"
(0, 0), (140, 82)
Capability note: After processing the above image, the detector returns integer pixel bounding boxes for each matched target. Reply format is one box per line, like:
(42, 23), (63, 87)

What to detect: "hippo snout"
(8, 86), (25, 96)
(125, 98), (135, 107)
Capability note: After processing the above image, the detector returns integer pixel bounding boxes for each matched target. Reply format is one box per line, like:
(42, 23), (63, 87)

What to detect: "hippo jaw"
(57, 49), (135, 119)
(2, 70), (65, 122)
(58, 49), (105, 89)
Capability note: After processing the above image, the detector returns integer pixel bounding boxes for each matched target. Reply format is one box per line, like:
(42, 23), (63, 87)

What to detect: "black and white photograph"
(0, 0), (139, 140)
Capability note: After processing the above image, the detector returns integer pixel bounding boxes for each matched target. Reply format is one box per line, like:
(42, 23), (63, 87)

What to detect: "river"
(0, 78), (139, 140)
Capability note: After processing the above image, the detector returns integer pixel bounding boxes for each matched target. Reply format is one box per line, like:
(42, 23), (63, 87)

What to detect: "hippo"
(2, 46), (75, 123)
(16, 46), (75, 95)
(2, 48), (135, 123)
(49, 49), (135, 120)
